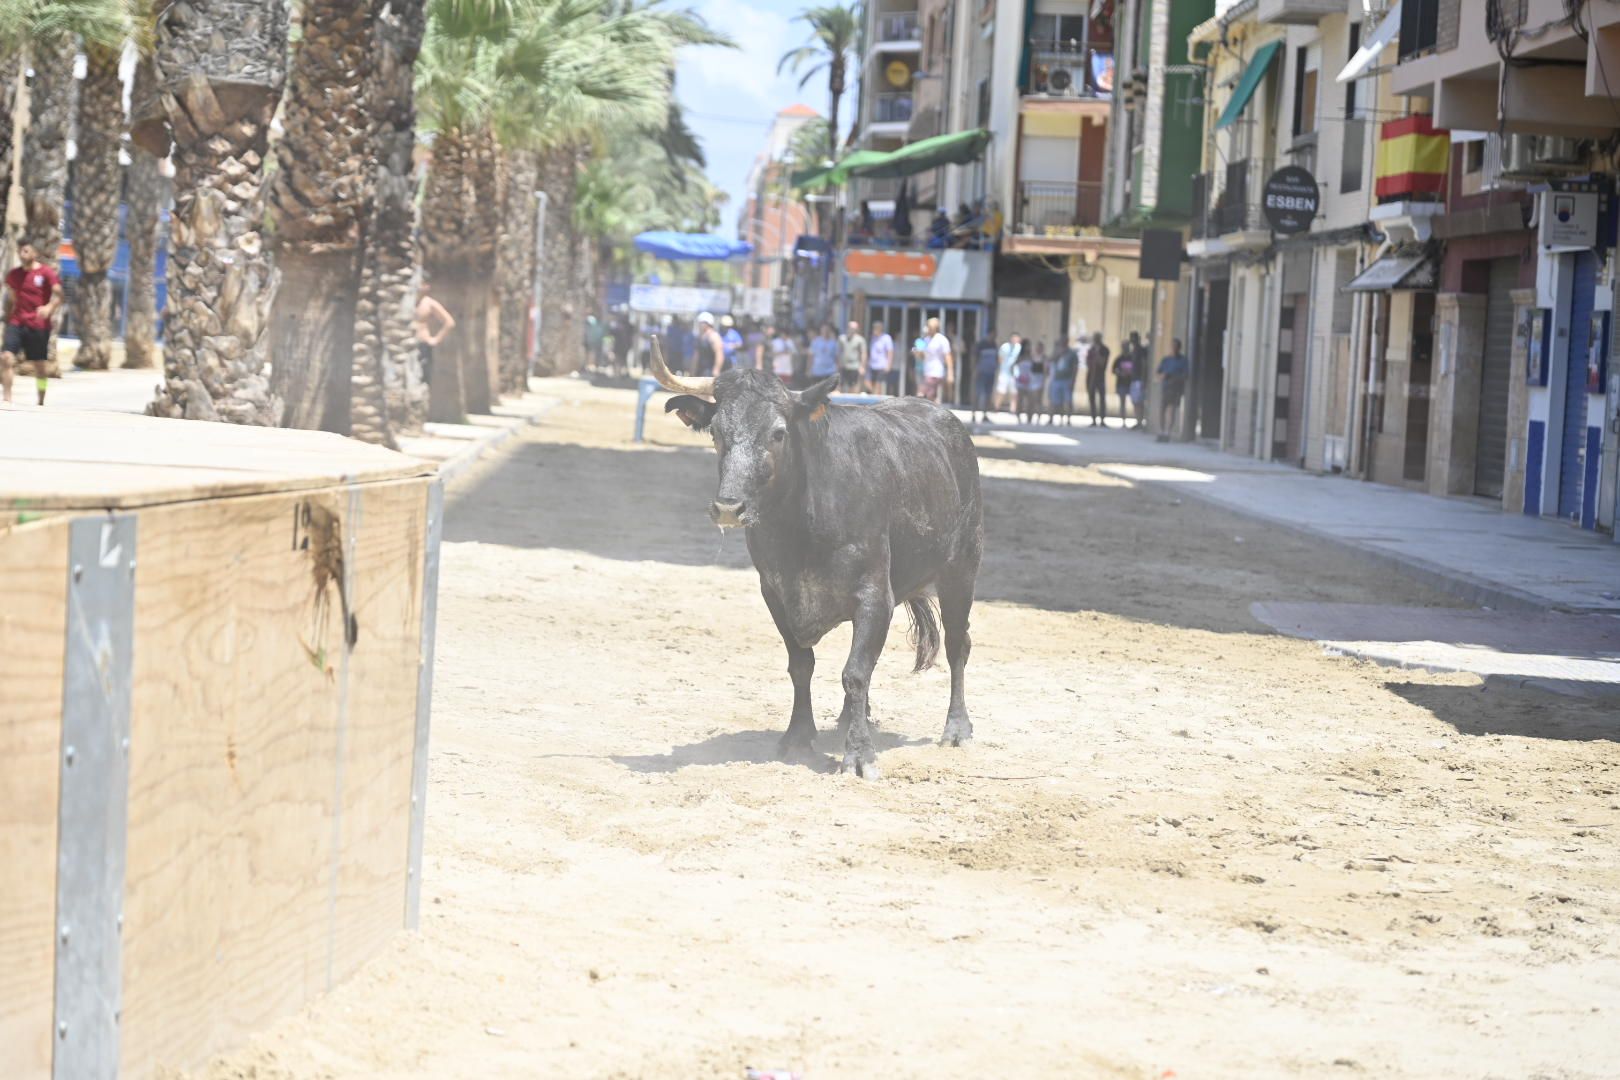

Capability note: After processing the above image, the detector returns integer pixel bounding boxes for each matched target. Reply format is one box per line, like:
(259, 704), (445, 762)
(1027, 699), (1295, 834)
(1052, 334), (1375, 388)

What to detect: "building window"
(1464, 140), (1485, 173)
(1293, 46), (1319, 138)
(1340, 24), (1364, 193)
(1028, 12), (1088, 48)
(1400, 0), (1439, 60)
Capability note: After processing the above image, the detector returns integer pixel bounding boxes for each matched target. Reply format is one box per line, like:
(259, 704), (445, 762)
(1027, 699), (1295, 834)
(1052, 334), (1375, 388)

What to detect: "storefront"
(840, 247), (994, 399)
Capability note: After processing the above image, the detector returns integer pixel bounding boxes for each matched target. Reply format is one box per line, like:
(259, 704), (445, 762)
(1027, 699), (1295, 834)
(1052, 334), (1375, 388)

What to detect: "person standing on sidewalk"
(920, 317), (953, 402)
(720, 315), (745, 369)
(768, 323), (795, 385)
(412, 281), (455, 398)
(972, 332), (1000, 423)
(995, 331), (1022, 414)
(838, 319), (867, 391)
(1156, 338), (1190, 442)
(1113, 333), (1139, 427)
(1048, 336), (1079, 425)
(1084, 332), (1110, 426)
(695, 311), (726, 376)
(867, 320), (895, 394)
(1, 241), (64, 405)
(809, 322), (839, 382)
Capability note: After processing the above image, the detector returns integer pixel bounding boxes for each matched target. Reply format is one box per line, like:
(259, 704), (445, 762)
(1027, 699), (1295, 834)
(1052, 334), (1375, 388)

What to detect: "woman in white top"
(920, 317), (953, 402)
(768, 324), (795, 384)
(995, 332), (1022, 413)
(866, 320), (895, 395)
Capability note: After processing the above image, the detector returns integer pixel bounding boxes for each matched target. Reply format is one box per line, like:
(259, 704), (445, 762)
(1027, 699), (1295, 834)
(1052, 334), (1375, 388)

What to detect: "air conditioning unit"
(1499, 134), (1586, 179)
(1041, 60), (1085, 96)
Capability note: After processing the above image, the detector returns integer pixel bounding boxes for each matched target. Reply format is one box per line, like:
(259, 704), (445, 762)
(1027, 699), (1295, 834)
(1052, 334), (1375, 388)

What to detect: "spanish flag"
(1376, 114), (1450, 201)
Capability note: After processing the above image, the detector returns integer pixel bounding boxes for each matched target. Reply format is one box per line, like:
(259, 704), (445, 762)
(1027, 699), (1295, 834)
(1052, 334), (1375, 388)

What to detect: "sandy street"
(187, 379), (1619, 1080)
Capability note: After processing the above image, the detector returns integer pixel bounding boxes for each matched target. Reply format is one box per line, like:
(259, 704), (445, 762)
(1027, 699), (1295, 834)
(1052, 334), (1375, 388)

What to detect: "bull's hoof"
(940, 715), (973, 747)
(839, 753), (881, 780)
(777, 732), (823, 767)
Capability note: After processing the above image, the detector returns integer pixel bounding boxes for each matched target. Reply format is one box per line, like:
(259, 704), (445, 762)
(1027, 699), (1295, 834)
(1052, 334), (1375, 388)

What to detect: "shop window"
(1341, 24), (1364, 193)
(1293, 46), (1319, 139)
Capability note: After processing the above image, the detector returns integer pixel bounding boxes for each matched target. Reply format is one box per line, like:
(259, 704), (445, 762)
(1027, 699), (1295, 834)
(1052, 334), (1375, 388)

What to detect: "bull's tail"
(905, 595), (942, 673)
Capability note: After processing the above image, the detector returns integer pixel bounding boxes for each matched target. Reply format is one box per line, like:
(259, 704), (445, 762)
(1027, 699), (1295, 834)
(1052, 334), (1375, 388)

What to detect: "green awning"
(850, 129), (991, 180)
(1214, 41), (1281, 130)
(791, 130), (992, 191)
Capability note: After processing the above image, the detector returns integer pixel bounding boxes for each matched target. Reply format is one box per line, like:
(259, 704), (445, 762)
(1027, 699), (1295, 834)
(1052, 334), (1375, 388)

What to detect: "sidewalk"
(958, 412), (1620, 614)
(3, 366), (549, 484)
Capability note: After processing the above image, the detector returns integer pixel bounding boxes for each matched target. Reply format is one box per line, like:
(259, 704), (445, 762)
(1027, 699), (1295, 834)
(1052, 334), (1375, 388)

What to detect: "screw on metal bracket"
(57, 1021), (67, 1039)
(64, 745), (75, 766)
(60, 925), (70, 944)
(72, 564), (83, 583)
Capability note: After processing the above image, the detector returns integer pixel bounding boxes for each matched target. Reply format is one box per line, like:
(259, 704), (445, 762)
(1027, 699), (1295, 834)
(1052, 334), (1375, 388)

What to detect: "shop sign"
(629, 284), (731, 315)
(1262, 166), (1319, 235)
(843, 249), (938, 281)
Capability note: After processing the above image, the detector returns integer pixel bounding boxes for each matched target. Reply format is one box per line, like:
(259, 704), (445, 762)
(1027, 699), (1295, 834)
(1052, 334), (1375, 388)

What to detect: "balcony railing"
(873, 92), (913, 124)
(1190, 171), (1210, 239)
(875, 10), (920, 44)
(1212, 159), (1264, 234)
(1026, 42), (1114, 98)
(1014, 179), (1105, 234)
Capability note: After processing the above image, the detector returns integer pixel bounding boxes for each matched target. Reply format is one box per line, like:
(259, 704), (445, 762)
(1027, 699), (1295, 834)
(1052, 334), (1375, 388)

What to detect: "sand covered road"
(190, 379), (1620, 1080)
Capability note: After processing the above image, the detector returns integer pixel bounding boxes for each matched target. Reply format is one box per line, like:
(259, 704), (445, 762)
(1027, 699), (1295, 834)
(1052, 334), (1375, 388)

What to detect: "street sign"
(1539, 188), (1599, 251)
(1262, 166), (1319, 235)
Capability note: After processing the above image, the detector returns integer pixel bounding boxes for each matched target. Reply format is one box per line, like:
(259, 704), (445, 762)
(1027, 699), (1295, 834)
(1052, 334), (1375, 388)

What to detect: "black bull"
(651, 339), (983, 779)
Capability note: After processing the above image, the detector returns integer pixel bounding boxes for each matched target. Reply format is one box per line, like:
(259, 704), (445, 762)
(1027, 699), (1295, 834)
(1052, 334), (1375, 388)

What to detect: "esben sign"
(1262, 166), (1319, 235)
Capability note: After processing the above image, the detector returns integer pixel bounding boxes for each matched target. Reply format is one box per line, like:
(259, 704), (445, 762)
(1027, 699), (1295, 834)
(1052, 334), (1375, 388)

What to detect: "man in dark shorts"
(2, 241), (64, 405)
(1156, 338), (1190, 442)
(413, 282), (455, 392)
(1084, 331), (1109, 426)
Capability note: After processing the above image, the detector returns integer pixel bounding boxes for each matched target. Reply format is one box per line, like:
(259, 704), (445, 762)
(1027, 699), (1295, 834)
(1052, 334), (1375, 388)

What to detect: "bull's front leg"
(761, 585), (818, 763)
(837, 580), (892, 779)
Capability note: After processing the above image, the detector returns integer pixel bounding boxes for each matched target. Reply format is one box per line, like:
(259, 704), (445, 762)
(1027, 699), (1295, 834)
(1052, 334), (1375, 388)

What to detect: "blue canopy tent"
(632, 231), (753, 261)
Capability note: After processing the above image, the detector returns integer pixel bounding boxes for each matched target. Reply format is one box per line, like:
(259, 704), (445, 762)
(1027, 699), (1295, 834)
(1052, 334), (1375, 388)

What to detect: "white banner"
(737, 287), (774, 319)
(629, 283), (732, 315)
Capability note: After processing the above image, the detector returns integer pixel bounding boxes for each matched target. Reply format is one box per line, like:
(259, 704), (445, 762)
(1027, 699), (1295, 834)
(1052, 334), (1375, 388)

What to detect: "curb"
(1116, 469), (1599, 615)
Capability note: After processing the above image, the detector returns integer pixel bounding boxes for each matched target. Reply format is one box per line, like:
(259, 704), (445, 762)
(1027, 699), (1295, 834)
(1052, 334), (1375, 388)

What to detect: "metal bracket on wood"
(54, 514), (137, 1080)
(405, 479), (444, 930)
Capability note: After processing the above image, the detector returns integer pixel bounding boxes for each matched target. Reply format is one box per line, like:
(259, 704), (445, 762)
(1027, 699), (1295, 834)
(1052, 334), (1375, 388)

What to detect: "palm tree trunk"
(351, 0), (425, 446)
(495, 145), (538, 398)
(268, 0), (375, 432)
(142, 0), (288, 424)
(123, 58), (163, 371)
(465, 128), (499, 414)
(0, 52), (20, 267)
(71, 43), (125, 371)
(536, 143), (580, 377)
(420, 126), (472, 423)
(21, 33), (76, 378)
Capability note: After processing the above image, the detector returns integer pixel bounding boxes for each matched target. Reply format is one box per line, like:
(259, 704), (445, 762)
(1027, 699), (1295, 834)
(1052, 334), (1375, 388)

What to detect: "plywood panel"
(120, 487), (349, 1075)
(0, 519), (68, 1080)
(330, 479), (429, 983)
(0, 407), (433, 513)
(117, 475), (430, 1077)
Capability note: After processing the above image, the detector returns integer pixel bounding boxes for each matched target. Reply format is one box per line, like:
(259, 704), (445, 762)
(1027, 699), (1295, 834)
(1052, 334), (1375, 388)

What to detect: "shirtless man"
(413, 282), (455, 387)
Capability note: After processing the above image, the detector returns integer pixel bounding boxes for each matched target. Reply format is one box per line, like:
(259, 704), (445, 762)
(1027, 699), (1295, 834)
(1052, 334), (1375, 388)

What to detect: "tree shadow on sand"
(611, 725), (930, 774)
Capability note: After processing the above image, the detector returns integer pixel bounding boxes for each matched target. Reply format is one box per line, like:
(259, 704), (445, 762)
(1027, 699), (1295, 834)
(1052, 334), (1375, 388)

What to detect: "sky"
(675, 0), (853, 239)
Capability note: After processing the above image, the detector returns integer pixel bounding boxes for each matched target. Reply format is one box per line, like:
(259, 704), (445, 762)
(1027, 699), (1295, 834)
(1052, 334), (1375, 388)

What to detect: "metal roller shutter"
(1474, 258), (1516, 499)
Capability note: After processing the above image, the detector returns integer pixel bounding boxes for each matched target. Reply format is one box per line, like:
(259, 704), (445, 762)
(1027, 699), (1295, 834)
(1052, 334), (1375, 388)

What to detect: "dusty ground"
(191, 378), (1619, 1079)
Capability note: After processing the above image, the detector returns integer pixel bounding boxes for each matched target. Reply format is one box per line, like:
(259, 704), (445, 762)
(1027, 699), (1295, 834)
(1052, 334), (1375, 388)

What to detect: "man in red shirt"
(2, 241), (64, 405)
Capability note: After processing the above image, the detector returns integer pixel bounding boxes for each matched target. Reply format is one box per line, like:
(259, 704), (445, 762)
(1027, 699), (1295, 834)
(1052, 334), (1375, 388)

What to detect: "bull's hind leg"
(763, 587), (818, 762)
(937, 569), (976, 747)
(837, 582), (892, 779)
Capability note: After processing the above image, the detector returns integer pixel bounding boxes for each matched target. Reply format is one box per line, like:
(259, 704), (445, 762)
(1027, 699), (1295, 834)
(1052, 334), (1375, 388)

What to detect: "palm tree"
(777, 4), (861, 163)
(69, 41), (124, 370)
(493, 145), (539, 397)
(141, 0), (287, 423)
(122, 56), (162, 370)
(266, 0), (377, 431)
(351, 0), (427, 444)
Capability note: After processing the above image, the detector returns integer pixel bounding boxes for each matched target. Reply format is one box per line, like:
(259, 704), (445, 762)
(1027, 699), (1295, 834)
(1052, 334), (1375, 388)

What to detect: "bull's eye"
(770, 427), (786, 444)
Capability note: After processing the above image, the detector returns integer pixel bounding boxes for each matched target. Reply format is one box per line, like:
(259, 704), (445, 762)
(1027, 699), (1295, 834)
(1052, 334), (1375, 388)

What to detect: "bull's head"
(649, 337), (836, 529)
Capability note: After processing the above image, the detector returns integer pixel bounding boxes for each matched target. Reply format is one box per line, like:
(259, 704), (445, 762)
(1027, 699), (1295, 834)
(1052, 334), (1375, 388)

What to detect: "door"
(1274, 294), (1308, 463)
(1405, 292), (1435, 483)
(1474, 258), (1516, 498)
(1196, 278), (1229, 441)
(1559, 250), (1598, 519)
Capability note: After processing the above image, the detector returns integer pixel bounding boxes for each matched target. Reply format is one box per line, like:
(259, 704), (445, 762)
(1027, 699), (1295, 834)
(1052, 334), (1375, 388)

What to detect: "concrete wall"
(1428, 292), (1487, 495)
(1503, 287), (1538, 514)
(1371, 290), (1416, 485)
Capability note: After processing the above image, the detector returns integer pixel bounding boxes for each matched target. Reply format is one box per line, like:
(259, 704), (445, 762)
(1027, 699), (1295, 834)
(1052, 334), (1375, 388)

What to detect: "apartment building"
(1387, 0), (1619, 535)
(739, 105), (821, 292)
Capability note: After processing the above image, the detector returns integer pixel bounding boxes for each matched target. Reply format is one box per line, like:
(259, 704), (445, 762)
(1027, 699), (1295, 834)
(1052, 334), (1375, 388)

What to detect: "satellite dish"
(1050, 67), (1073, 92)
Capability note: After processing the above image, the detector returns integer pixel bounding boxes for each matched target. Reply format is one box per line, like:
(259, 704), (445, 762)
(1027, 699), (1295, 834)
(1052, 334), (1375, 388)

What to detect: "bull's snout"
(710, 498), (747, 527)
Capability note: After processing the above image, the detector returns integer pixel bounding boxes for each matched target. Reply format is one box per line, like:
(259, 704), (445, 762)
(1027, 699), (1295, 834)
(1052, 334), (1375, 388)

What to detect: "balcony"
(873, 92), (914, 124)
(1213, 159), (1264, 235)
(1025, 41), (1114, 102)
(1256, 0), (1344, 26)
(874, 10), (920, 48)
(1013, 179), (1105, 235)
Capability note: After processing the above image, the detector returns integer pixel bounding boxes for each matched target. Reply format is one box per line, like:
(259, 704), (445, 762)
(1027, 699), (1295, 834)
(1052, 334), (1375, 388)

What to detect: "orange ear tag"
(809, 403), (827, 423)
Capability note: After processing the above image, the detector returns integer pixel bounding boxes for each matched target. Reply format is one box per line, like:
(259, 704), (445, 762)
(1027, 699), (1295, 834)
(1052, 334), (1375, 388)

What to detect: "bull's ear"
(664, 395), (716, 431)
(790, 375), (839, 422)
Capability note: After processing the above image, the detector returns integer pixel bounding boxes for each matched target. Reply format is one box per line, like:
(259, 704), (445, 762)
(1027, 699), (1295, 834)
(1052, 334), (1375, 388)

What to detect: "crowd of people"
(584, 307), (1190, 438)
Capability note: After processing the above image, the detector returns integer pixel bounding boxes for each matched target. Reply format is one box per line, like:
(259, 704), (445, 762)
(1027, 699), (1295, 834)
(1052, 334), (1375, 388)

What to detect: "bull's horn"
(649, 336), (716, 398)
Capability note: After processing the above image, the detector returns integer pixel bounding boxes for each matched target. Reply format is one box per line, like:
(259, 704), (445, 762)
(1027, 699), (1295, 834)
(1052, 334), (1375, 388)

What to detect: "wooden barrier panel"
(0, 408), (439, 1079)
(0, 520), (70, 1080)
